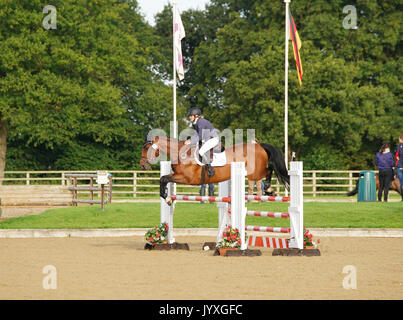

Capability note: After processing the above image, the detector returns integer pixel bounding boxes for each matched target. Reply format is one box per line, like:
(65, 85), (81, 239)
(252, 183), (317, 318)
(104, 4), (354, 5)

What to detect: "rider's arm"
(189, 132), (200, 145)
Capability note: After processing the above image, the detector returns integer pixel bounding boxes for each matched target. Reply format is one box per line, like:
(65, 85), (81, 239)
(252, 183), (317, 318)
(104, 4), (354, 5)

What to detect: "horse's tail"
(347, 179), (359, 196)
(259, 143), (290, 191)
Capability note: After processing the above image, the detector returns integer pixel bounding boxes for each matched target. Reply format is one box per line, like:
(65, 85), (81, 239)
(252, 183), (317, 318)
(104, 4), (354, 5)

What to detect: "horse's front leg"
(160, 174), (173, 200)
(160, 173), (189, 205)
(160, 174), (184, 206)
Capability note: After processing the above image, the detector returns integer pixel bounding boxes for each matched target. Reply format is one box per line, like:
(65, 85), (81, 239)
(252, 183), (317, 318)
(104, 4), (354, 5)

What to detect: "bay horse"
(346, 173), (401, 196)
(140, 136), (289, 205)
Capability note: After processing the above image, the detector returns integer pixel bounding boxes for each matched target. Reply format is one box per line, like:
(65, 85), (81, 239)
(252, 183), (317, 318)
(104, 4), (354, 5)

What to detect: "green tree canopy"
(155, 0), (402, 169)
(0, 0), (401, 174)
(0, 0), (172, 172)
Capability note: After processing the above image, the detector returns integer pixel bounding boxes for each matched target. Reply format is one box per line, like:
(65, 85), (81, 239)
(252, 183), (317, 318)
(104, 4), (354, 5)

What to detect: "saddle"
(213, 142), (225, 153)
(197, 141), (225, 164)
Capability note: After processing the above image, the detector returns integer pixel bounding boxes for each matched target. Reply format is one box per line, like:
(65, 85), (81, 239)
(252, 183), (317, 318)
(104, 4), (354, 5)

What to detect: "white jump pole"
(284, 0), (290, 198)
(288, 161), (303, 249)
(230, 162), (247, 250)
(216, 179), (231, 243)
(160, 161), (175, 244)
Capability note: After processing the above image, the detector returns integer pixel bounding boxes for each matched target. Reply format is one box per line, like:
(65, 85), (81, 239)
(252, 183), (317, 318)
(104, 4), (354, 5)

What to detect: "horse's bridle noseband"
(141, 141), (158, 161)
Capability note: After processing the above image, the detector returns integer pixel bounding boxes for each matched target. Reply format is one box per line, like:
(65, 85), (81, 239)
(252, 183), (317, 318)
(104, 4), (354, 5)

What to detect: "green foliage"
(0, 0), (401, 171)
(53, 142), (117, 170)
(5, 144), (57, 170)
(0, 0), (171, 170)
(155, 0), (402, 170)
(300, 145), (346, 170)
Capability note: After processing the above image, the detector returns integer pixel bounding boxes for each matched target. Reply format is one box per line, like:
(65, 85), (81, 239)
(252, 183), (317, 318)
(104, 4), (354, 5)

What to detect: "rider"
(184, 107), (219, 178)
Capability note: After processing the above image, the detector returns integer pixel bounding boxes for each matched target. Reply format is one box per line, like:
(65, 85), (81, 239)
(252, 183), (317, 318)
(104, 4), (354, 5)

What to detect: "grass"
(0, 201), (402, 229)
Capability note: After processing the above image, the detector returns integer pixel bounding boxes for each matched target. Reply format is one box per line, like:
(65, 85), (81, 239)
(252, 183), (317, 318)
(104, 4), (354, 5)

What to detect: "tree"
(0, 0), (172, 176)
(155, 0), (402, 169)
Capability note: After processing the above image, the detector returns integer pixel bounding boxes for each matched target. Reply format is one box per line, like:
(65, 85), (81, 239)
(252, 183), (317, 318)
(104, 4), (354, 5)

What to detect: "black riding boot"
(206, 164), (215, 178)
(201, 153), (215, 178)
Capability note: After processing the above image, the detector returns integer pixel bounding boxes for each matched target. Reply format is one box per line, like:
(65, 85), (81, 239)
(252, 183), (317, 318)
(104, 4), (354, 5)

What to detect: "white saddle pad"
(194, 148), (226, 167)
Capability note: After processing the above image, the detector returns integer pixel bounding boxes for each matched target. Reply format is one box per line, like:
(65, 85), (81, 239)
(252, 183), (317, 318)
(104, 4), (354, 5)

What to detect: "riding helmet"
(187, 107), (202, 117)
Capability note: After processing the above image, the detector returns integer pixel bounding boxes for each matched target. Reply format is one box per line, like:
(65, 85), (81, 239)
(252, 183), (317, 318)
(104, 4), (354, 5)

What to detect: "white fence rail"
(0, 169), (367, 198)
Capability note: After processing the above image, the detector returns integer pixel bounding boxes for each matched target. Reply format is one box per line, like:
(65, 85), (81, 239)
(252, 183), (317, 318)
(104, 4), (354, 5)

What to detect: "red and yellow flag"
(289, 9), (303, 85)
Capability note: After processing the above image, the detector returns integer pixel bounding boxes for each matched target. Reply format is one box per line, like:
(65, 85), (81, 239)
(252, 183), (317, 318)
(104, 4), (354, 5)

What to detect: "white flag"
(174, 7), (185, 80)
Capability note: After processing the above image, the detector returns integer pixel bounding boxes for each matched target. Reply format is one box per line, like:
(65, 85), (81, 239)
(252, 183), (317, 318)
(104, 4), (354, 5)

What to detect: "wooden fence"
(65, 173), (112, 210)
(0, 169), (366, 198)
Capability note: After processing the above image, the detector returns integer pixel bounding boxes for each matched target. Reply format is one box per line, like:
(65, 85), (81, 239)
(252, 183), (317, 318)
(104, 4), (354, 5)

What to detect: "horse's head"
(140, 136), (160, 170)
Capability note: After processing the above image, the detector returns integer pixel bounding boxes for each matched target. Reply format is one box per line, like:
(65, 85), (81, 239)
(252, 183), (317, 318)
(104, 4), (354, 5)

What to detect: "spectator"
(394, 134), (403, 201)
(200, 183), (214, 204)
(375, 143), (395, 202)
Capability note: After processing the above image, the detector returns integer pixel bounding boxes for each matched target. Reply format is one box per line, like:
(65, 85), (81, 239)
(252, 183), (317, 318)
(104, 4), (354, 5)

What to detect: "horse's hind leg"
(263, 165), (275, 196)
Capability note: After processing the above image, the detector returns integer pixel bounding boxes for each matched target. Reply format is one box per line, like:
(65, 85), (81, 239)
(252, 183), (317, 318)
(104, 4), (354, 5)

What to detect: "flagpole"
(284, 0), (290, 197)
(172, 2), (177, 140)
(172, 2), (177, 195)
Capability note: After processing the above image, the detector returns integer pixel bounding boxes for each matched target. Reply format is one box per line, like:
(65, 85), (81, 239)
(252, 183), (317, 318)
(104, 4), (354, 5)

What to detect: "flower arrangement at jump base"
(304, 228), (320, 249)
(216, 226), (244, 249)
(144, 222), (169, 246)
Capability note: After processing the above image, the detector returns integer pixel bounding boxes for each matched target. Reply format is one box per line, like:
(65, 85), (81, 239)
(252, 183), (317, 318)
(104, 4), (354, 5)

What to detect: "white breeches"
(199, 137), (219, 156)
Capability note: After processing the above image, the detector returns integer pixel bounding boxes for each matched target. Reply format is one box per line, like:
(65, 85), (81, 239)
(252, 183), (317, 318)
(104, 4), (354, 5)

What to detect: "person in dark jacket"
(184, 107), (219, 177)
(375, 143), (395, 202)
(394, 134), (403, 201)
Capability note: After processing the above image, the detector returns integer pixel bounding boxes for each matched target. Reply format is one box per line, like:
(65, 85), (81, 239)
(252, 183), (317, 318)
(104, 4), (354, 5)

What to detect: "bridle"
(141, 138), (190, 164)
(141, 141), (159, 162)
